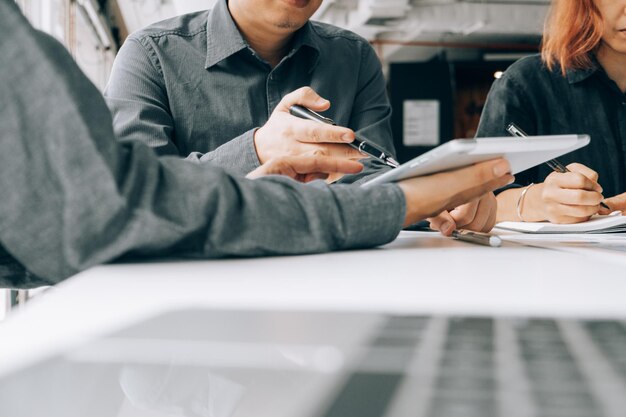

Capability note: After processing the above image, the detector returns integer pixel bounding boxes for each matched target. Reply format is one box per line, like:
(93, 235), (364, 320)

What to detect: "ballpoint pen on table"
(506, 122), (610, 210)
(289, 105), (400, 168)
(451, 229), (502, 247)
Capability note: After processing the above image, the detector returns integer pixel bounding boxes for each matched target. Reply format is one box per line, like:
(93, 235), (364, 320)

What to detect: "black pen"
(452, 229), (502, 247)
(289, 105), (400, 168)
(506, 123), (610, 210)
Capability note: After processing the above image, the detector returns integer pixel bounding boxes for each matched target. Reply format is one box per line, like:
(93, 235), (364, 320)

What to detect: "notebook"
(495, 213), (626, 234)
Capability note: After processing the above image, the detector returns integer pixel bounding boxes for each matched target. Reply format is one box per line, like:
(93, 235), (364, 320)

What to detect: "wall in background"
(388, 51), (529, 163)
(389, 59), (454, 163)
(16, 0), (116, 90)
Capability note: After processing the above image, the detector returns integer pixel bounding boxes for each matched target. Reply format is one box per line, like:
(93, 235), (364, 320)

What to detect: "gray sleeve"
(190, 128), (262, 176)
(476, 69), (536, 191)
(104, 38), (180, 156)
(338, 44), (396, 184)
(0, 4), (405, 286)
(0, 247), (51, 289)
(476, 71), (536, 138)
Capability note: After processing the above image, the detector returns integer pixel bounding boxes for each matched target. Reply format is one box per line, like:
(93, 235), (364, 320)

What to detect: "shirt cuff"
(191, 128), (261, 176)
(336, 159), (393, 185)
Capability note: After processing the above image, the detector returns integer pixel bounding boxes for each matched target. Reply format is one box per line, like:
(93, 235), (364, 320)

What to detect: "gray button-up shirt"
(104, 0), (395, 180)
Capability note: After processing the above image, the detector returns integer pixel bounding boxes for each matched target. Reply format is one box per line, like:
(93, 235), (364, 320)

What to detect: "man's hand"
(530, 163), (604, 223)
(600, 192), (626, 215)
(246, 155), (363, 183)
(428, 192), (498, 236)
(398, 159), (514, 228)
(253, 87), (364, 167)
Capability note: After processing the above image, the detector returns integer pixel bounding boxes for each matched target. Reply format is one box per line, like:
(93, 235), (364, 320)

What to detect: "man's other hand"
(247, 155), (363, 183)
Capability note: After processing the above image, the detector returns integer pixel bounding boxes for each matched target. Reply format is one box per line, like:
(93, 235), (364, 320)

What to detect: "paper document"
(495, 213), (626, 234)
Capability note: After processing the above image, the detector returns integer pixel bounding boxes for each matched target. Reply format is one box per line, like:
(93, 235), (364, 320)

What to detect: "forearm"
(497, 185), (546, 222)
(1, 140), (405, 282)
(0, 7), (405, 284)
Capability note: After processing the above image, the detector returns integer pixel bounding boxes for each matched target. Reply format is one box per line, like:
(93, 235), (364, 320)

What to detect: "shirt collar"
(205, 0), (321, 71)
(205, 0), (247, 69)
(565, 54), (600, 84)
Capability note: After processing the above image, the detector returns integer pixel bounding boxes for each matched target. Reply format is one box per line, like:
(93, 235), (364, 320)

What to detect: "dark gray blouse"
(476, 54), (626, 198)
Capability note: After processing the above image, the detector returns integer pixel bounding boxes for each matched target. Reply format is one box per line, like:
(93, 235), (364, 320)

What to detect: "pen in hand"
(289, 105), (400, 168)
(506, 123), (610, 210)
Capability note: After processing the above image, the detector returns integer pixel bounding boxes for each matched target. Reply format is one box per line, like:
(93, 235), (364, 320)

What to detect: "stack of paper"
(495, 213), (626, 234)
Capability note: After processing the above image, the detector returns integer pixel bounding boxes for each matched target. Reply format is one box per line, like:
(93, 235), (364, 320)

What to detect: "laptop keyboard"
(319, 317), (626, 417)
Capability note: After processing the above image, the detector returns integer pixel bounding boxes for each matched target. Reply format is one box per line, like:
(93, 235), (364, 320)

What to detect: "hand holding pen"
(506, 123), (610, 223)
(289, 105), (399, 168)
(254, 87), (367, 166)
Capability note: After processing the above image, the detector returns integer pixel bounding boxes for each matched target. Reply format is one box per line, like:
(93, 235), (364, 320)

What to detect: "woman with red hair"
(477, 0), (626, 224)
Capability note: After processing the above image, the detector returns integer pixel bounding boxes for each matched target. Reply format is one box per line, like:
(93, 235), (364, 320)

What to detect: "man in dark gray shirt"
(104, 0), (393, 181)
(0, 0), (513, 289)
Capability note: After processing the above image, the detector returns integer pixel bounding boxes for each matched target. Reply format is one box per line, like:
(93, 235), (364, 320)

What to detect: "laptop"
(1, 308), (625, 417)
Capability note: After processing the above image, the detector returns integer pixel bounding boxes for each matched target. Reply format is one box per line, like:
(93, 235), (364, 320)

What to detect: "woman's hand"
(497, 163), (605, 224)
(600, 192), (626, 215)
(532, 163), (604, 223)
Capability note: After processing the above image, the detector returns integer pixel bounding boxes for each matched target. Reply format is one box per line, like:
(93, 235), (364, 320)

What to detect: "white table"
(0, 231), (625, 417)
(1, 231), (625, 374)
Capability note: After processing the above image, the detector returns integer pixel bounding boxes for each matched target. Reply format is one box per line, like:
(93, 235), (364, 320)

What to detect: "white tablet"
(362, 134), (590, 188)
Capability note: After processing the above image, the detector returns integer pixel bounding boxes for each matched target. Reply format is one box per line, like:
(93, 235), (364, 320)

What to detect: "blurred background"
(2, 0), (549, 317)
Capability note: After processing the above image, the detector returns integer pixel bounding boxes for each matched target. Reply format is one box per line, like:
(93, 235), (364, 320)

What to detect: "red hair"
(541, 0), (604, 75)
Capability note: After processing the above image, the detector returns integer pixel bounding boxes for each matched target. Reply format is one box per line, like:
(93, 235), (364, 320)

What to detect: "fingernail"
(317, 98), (329, 105)
(493, 161), (510, 176)
(440, 221), (452, 233)
(342, 133), (353, 142)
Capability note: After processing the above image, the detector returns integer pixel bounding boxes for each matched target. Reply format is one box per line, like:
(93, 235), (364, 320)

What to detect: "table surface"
(1, 230), (625, 378)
